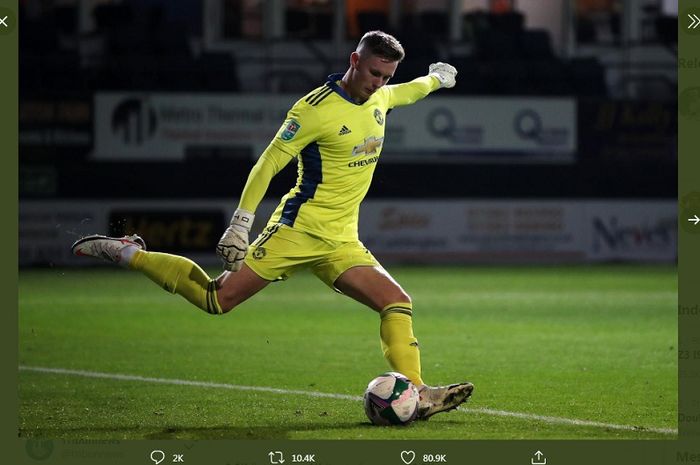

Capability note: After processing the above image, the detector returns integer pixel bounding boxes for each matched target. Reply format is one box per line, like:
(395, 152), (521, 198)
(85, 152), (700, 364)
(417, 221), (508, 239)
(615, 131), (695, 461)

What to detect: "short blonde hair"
(357, 30), (405, 62)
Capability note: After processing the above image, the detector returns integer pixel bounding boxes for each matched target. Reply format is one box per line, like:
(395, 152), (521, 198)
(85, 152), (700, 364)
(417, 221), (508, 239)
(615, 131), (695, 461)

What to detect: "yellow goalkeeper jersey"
(265, 73), (439, 241)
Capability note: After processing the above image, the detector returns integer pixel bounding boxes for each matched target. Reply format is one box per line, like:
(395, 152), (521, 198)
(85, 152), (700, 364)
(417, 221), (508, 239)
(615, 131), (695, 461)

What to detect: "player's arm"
(216, 144), (294, 271)
(386, 62), (458, 107)
(238, 144), (294, 213)
(216, 103), (320, 271)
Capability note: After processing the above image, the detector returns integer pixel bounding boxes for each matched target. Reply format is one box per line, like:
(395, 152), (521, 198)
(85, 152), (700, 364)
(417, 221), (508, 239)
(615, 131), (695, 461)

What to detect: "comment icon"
(150, 450), (165, 464)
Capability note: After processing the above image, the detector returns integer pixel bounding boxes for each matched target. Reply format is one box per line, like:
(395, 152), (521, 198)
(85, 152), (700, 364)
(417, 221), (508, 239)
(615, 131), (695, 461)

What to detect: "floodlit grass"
(19, 265), (677, 439)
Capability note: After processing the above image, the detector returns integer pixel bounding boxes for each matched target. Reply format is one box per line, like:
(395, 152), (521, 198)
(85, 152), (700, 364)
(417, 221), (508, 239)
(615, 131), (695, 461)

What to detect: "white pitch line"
(19, 365), (361, 401)
(20, 365), (677, 436)
(461, 407), (677, 435)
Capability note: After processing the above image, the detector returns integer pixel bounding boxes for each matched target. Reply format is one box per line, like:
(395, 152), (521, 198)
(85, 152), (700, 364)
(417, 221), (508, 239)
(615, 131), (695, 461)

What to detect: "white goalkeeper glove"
(216, 208), (255, 272)
(429, 62), (457, 89)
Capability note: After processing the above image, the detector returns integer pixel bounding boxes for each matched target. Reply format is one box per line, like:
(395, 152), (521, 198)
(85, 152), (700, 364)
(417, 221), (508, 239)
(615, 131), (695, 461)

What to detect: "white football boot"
(71, 234), (146, 266)
(417, 382), (474, 420)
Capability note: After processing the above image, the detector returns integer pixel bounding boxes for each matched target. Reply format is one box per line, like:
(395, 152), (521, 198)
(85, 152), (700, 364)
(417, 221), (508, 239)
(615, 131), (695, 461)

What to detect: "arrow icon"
(688, 215), (700, 225)
(532, 450), (547, 465)
(268, 451), (285, 464)
(688, 13), (700, 29)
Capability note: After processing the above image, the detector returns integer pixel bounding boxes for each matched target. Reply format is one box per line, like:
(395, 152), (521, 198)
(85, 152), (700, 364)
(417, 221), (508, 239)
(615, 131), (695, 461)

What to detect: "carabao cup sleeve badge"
(280, 119), (301, 141)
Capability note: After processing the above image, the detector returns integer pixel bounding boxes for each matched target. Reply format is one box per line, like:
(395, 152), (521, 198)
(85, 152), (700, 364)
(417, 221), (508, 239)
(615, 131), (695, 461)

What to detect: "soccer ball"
(363, 372), (419, 426)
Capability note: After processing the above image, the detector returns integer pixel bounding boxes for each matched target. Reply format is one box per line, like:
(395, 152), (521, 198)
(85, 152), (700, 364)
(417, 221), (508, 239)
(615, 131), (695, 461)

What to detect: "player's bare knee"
(213, 276), (233, 313)
(216, 295), (239, 314)
(385, 290), (411, 309)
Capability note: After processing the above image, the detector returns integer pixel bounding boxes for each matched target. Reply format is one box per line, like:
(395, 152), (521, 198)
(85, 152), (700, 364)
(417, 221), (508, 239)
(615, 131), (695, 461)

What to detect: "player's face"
(350, 52), (398, 102)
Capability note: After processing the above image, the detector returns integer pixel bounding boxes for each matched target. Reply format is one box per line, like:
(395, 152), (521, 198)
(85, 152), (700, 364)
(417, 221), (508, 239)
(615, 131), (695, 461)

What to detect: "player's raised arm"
(428, 62), (457, 88)
(385, 62), (458, 107)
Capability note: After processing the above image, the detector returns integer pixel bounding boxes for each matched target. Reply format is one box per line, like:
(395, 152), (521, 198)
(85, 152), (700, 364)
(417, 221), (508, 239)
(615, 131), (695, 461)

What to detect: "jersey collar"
(326, 73), (363, 106)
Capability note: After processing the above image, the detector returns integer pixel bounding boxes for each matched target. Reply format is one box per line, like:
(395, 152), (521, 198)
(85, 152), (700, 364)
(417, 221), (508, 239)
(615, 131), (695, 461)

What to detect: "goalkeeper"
(73, 30), (473, 419)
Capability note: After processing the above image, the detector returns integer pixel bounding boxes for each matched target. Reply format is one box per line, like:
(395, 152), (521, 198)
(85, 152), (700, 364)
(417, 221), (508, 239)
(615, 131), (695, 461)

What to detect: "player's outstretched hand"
(216, 209), (255, 272)
(429, 62), (457, 89)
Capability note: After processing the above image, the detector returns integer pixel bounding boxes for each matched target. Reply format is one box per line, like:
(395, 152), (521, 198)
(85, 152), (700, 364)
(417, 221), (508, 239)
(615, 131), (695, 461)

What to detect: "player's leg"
(71, 234), (269, 314)
(311, 242), (423, 384)
(327, 253), (473, 419)
(334, 265), (474, 419)
(333, 264), (421, 383)
(215, 265), (270, 311)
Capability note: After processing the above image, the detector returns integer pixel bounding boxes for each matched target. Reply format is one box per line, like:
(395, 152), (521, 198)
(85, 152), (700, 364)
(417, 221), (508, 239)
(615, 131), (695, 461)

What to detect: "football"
(363, 372), (420, 426)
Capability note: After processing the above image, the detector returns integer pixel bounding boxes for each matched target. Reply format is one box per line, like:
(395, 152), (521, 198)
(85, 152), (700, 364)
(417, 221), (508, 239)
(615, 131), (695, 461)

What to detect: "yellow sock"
(130, 250), (222, 315)
(379, 302), (423, 386)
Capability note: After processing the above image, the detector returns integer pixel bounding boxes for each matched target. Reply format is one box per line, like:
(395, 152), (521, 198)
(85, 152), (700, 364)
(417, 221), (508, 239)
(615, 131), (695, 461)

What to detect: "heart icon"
(401, 450), (416, 465)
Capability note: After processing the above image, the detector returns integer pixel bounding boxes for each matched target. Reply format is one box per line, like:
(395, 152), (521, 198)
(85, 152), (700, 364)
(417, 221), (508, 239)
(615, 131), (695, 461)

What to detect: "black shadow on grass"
(143, 422), (376, 439)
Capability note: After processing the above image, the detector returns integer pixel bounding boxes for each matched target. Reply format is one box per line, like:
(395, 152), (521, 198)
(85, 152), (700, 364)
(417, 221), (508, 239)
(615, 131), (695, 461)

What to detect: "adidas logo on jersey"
(338, 125), (352, 135)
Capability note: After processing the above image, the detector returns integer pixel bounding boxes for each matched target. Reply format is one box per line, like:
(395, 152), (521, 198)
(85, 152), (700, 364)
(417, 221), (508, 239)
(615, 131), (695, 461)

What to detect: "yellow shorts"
(244, 223), (379, 288)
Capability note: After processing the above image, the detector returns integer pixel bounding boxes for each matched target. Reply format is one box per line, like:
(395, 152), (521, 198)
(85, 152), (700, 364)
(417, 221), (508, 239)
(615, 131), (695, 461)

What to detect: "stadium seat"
(448, 56), (484, 94)
(475, 29), (521, 59)
(418, 11), (448, 39)
(569, 57), (608, 97)
(286, 10), (311, 37)
(357, 12), (389, 34)
(521, 29), (553, 59)
(196, 52), (240, 92)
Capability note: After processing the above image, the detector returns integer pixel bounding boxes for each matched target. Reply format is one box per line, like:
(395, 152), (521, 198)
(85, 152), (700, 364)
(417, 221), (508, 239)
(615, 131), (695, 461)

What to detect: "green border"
(8, 1), (694, 463)
(679, 0), (700, 449)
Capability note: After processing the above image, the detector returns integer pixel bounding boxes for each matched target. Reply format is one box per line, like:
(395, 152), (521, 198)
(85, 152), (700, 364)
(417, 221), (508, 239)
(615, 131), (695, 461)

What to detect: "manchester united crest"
(253, 247), (266, 260)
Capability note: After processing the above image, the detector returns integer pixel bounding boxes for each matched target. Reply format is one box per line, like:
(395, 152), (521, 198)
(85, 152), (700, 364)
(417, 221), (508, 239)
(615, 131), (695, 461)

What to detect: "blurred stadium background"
(19, 0), (677, 266)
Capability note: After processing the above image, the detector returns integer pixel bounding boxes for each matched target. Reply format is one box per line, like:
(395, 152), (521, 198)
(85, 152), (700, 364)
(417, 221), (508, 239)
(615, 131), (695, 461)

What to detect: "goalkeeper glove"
(429, 62), (457, 89)
(216, 208), (255, 272)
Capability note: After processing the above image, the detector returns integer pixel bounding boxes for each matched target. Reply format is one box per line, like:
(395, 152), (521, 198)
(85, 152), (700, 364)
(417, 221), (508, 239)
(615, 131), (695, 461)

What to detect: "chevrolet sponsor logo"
(352, 136), (383, 156)
(348, 155), (379, 167)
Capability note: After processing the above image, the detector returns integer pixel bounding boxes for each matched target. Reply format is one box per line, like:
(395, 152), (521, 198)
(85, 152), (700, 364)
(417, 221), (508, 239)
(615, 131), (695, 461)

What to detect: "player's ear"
(350, 51), (360, 69)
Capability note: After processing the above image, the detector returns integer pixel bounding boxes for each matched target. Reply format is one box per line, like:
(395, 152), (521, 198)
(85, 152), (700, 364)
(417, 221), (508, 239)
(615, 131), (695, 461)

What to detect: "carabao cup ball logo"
(363, 372), (419, 426)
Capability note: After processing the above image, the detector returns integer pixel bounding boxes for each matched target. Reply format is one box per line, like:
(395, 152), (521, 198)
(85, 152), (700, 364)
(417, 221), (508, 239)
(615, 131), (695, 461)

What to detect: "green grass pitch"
(19, 265), (677, 440)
